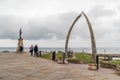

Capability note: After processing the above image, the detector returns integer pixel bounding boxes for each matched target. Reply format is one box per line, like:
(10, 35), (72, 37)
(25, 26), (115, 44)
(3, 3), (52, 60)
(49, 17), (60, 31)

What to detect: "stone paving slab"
(0, 52), (120, 80)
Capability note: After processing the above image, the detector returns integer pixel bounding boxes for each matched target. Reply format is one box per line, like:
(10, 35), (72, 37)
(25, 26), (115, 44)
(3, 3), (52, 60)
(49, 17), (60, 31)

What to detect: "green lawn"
(41, 52), (92, 64)
(74, 53), (92, 61)
(40, 53), (120, 75)
(41, 52), (63, 60)
(41, 52), (120, 64)
(109, 60), (120, 65)
(41, 53), (52, 60)
(67, 53), (92, 64)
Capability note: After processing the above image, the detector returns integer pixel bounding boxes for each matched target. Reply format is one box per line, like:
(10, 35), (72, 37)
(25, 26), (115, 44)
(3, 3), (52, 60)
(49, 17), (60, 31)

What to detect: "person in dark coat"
(29, 45), (33, 56)
(34, 44), (38, 57)
(19, 46), (23, 55)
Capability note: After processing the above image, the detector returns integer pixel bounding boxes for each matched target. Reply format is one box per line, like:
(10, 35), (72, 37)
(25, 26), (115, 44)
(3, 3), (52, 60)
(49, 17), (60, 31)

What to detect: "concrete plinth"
(16, 38), (24, 53)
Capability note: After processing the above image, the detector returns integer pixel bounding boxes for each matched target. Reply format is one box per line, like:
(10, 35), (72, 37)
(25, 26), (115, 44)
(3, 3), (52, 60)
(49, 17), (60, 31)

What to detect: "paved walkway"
(0, 52), (120, 80)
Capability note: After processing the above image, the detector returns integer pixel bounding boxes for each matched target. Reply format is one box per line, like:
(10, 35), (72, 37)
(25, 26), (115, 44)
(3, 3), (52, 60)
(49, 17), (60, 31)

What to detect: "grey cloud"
(0, 15), (18, 39)
(111, 18), (120, 32)
(85, 5), (117, 40)
(90, 5), (115, 17)
(112, 16), (120, 27)
(117, 5), (120, 10)
(0, 9), (118, 42)
(0, 12), (78, 40)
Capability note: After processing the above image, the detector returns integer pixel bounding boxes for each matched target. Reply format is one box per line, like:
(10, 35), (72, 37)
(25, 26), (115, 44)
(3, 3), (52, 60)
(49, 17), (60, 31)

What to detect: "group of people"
(19, 44), (39, 57)
(29, 44), (39, 57)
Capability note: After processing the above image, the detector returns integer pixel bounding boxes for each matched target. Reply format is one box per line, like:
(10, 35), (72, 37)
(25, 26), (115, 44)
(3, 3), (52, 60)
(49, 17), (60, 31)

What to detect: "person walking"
(19, 46), (23, 55)
(34, 44), (38, 57)
(29, 45), (33, 56)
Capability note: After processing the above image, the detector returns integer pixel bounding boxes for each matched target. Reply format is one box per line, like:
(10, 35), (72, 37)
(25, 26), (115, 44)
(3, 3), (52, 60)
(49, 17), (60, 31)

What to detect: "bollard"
(39, 51), (41, 57)
(96, 55), (99, 70)
(52, 51), (56, 61)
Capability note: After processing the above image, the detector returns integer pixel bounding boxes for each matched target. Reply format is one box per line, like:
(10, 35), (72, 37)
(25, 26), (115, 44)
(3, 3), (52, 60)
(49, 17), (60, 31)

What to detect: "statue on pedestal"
(19, 28), (22, 39)
(16, 28), (24, 53)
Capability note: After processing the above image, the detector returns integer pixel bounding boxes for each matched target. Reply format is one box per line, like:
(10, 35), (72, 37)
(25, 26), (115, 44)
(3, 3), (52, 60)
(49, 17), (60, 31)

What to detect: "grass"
(41, 53), (52, 60)
(100, 60), (120, 66)
(74, 53), (92, 62)
(100, 60), (120, 76)
(109, 60), (120, 65)
(108, 60), (120, 76)
(41, 52), (63, 60)
(67, 53), (92, 64)
(41, 53), (120, 76)
(41, 52), (92, 64)
(100, 60), (120, 71)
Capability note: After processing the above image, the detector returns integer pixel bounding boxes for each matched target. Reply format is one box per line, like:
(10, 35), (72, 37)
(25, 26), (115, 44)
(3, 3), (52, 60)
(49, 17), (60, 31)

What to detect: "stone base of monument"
(57, 60), (63, 64)
(116, 66), (120, 71)
(57, 57), (62, 64)
(57, 58), (69, 64)
(64, 59), (69, 64)
(16, 38), (24, 53)
(88, 63), (97, 70)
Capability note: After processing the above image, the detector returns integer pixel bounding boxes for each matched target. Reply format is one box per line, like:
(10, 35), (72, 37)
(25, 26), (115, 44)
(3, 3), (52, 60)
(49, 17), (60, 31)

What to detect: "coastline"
(0, 47), (120, 54)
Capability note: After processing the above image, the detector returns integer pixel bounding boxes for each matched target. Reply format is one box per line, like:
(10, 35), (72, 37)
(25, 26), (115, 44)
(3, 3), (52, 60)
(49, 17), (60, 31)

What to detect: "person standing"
(19, 46), (23, 55)
(30, 45), (33, 56)
(34, 44), (38, 57)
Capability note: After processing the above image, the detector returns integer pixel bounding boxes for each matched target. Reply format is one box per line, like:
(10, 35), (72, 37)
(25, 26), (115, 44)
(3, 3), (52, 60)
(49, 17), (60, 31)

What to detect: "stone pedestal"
(16, 38), (24, 53)
(88, 63), (97, 70)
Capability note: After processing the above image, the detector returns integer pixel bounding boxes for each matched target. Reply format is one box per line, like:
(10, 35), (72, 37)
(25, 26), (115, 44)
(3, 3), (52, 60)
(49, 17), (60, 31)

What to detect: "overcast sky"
(0, 0), (120, 47)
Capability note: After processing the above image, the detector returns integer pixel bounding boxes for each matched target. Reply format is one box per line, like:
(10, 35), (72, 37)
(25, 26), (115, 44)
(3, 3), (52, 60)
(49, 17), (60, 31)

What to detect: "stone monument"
(64, 12), (97, 63)
(16, 28), (24, 53)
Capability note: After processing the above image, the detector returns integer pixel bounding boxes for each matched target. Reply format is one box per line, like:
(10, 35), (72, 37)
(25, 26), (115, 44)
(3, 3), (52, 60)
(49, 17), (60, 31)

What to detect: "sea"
(0, 47), (120, 54)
